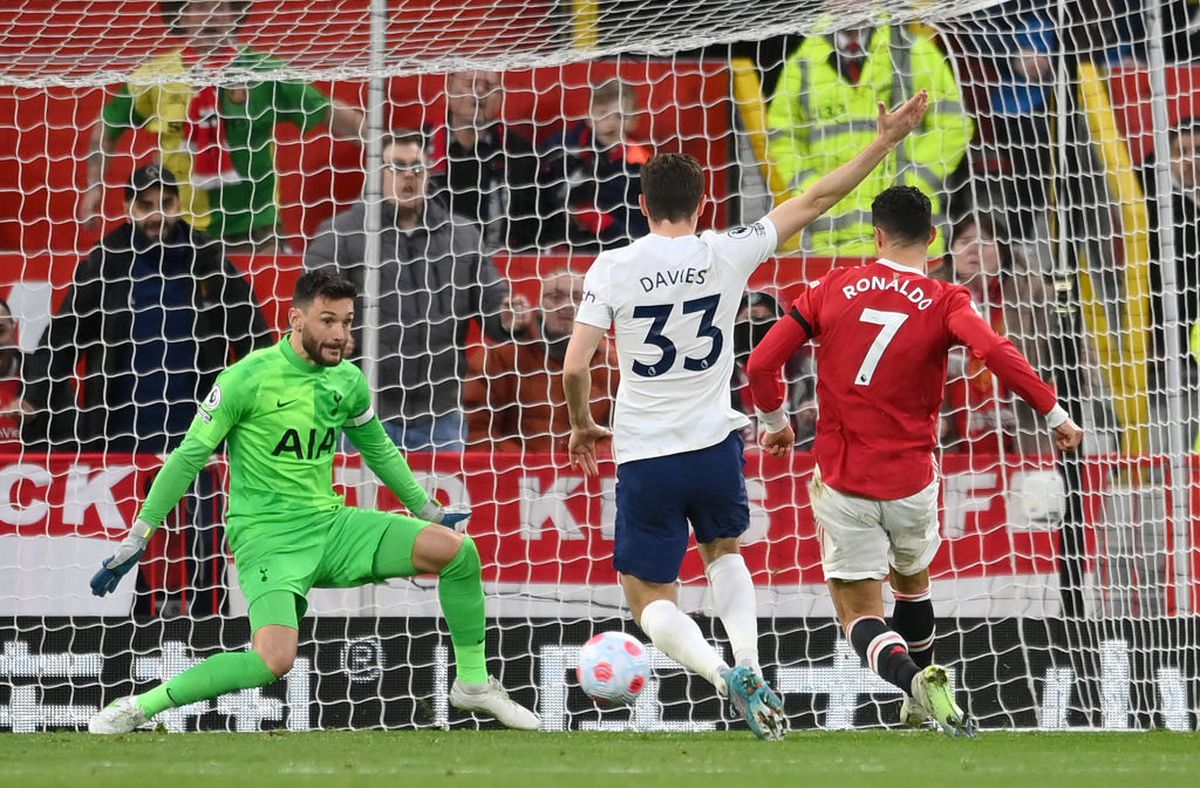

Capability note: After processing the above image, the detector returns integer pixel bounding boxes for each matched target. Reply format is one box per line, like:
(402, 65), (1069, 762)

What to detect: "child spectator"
(539, 79), (651, 250)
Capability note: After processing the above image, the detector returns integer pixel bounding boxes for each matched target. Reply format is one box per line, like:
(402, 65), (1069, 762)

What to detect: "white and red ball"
(576, 631), (650, 707)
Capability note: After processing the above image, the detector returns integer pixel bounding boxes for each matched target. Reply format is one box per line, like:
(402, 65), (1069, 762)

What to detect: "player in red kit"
(746, 186), (1083, 737)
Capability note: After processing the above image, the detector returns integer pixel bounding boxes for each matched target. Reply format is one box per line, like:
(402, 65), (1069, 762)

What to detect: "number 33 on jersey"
(575, 217), (780, 463)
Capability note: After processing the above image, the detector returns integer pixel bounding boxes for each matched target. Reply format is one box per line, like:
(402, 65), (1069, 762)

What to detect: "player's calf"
(847, 615), (921, 696)
(889, 581), (935, 670)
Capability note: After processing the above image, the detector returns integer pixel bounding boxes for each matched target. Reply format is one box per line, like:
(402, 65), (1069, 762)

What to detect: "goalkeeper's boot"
(911, 664), (977, 738)
(721, 665), (787, 741)
(450, 677), (540, 730)
(88, 697), (149, 734)
(898, 696), (936, 729)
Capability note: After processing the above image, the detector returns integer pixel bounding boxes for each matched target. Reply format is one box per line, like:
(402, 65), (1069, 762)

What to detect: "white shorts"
(809, 470), (941, 581)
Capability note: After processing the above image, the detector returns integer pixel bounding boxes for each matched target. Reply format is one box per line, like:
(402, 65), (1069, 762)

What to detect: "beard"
(540, 317), (572, 362)
(301, 330), (343, 367)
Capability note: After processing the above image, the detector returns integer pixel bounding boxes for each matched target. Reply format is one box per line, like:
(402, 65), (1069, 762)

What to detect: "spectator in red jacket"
(465, 272), (618, 454)
(539, 79), (651, 250)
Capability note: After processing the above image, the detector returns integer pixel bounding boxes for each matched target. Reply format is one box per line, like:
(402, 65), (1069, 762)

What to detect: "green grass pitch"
(4, 730), (1199, 788)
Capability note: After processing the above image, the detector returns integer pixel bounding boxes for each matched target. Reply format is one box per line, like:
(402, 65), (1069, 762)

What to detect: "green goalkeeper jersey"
(136, 338), (430, 530)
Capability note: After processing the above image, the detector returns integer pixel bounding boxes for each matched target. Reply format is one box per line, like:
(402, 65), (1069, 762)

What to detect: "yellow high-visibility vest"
(766, 28), (973, 257)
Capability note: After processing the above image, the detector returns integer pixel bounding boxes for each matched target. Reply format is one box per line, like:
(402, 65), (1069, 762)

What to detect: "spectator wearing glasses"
(305, 130), (526, 451)
(464, 271), (618, 454)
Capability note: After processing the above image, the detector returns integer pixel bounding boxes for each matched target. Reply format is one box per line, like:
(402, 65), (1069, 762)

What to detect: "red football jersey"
(747, 258), (1058, 500)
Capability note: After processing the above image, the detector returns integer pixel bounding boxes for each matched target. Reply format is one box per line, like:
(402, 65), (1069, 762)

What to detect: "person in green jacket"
(79, 1), (364, 251)
(767, 26), (972, 258)
(86, 269), (539, 734)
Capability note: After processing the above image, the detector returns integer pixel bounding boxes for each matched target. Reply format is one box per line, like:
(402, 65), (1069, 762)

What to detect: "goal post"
(0, 0), (1197, 732)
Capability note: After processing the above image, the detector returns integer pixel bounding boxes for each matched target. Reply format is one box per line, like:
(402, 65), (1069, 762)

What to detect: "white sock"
(706, 553), (761, 675)
(639, 599), (729, 692)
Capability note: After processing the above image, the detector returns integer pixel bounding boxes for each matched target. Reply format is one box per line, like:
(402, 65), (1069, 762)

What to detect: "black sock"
(890, 589), (935, 669)
(847, 616), (920, 695)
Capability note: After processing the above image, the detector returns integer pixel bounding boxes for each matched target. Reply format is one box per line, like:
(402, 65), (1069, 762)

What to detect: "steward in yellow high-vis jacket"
(767, 27), (972, 257)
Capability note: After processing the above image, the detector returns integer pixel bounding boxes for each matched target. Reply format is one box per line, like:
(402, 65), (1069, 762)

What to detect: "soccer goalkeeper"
(88, 269), (538, 733)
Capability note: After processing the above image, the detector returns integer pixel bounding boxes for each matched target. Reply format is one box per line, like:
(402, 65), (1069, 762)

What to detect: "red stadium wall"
(1109, 65), (1200, 167)
(1, 450), (1198, 617)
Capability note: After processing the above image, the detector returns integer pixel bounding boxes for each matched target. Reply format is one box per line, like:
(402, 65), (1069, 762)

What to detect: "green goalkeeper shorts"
(230, 506), (429, 632)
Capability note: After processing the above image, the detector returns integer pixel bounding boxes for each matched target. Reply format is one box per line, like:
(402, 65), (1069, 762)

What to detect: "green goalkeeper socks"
(437, 536), (489, 685)
(372, 521), (490, 686)
(135, 651), (278, 717)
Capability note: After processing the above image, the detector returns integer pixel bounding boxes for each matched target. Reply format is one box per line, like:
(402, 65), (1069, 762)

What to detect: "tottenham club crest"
(202, 384), (222, 411)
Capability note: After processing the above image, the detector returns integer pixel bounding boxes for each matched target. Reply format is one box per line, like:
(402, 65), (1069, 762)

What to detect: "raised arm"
(766, 90), (930, 246)
(945, 292), (1083, 451)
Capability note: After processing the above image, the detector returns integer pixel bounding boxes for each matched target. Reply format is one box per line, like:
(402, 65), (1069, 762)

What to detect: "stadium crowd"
(2, 0), (1199, 465)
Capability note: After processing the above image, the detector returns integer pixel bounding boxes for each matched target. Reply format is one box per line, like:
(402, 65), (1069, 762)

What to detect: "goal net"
(0, 0), (1196, 733)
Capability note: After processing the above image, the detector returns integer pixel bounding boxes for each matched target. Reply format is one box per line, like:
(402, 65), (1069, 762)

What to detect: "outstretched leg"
(623, 575), (728, 692)
(831, 577), (923, 694)
(90, 592), (298, 734)
(830, 576), (972, 737)
(372, 518), (538, 729)
(623, 573), (785, 742)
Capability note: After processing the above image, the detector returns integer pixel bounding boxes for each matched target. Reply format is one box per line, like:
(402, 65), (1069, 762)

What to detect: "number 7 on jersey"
(854, 308), (908, 386)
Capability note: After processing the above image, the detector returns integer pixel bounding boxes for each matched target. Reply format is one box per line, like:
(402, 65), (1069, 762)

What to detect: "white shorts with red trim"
(809, 469), (941, 581)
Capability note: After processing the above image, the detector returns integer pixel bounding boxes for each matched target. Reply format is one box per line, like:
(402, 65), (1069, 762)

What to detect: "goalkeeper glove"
(417, 500), (473, 531)
(89, 519), (154, 597)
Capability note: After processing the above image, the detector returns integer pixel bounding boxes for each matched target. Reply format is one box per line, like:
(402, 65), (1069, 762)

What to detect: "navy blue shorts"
(613, 431), (750, 584)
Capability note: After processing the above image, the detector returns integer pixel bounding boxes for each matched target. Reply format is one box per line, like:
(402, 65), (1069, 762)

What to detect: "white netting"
(0, 1), (1010, 88)
(1, 0), (1198, 733)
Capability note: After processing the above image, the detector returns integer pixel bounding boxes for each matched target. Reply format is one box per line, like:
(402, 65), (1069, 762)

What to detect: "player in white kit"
(562, 91), (929, 740)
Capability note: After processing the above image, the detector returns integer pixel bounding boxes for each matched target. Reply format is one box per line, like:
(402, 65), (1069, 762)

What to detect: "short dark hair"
(641, 153), (704, 222)
(871, 186), (933, 244)
(382, 129), (425, 155)
(161, 1), (252, 36)
(294, 269), (357, 307)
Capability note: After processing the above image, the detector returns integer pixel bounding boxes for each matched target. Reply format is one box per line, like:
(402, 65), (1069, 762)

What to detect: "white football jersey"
(576, 217), (779, 463)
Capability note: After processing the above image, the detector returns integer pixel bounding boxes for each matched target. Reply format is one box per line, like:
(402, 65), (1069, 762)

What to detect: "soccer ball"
(577, 631), (650, 707)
